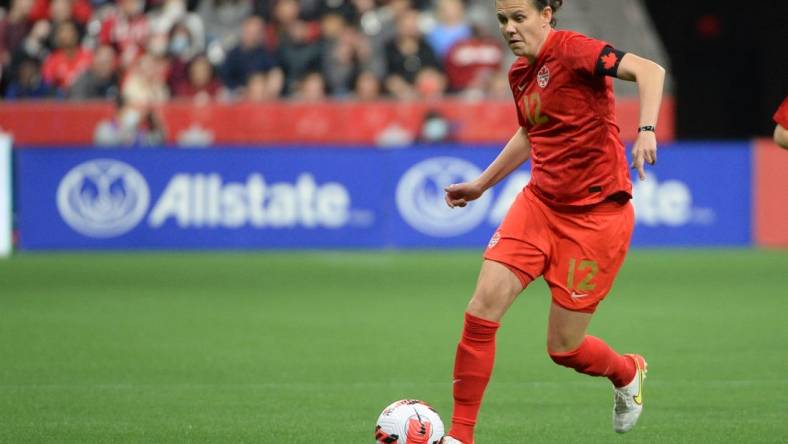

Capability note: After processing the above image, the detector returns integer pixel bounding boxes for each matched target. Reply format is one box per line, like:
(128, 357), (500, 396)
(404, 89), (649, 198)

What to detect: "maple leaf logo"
(601, 52), (618, 70)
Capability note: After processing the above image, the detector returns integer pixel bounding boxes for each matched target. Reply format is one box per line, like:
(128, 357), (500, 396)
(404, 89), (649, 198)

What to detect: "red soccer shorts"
(483, 187), (634, 313)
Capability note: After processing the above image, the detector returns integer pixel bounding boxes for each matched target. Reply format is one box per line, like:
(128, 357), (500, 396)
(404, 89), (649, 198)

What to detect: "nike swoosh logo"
(570, 292), (588, 299)
(453, 379), (461, 384)
(633, 360), (644, 405)
(517, 83), (526, 91)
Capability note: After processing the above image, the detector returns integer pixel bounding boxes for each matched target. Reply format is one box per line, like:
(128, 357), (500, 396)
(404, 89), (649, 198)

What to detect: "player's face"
(496, 0), (552, 59)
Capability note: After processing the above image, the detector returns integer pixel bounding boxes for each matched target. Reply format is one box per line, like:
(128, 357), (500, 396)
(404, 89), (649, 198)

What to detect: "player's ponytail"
(531, 0), (563, 27)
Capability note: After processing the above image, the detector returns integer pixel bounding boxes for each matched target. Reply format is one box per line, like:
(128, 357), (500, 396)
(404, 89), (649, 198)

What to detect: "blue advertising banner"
(16, 149), (386, 249)
(14, 142), (751, 250)
(629, 142), (751, 247)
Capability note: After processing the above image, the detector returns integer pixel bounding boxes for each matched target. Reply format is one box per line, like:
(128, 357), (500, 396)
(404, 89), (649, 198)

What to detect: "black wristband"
(638, 125), (656, 133)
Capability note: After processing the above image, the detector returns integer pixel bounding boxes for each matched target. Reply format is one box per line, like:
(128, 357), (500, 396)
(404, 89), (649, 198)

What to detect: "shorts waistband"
(525, 187), (630, 214)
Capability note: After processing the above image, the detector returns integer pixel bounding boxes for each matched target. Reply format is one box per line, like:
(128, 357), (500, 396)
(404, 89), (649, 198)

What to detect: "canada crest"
(537, 65), (550, 88)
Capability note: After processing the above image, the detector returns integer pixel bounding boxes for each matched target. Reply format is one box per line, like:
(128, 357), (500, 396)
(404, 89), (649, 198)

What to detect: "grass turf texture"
(1, 250), (787, 443)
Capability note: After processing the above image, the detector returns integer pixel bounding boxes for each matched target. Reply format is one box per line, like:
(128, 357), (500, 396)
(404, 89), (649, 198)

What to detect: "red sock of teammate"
(548, 335), (636, 387)
(449, 312), (500, 444)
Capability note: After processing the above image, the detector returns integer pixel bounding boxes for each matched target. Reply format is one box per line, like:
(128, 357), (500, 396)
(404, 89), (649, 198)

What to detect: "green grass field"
(2, 250), (788, 443)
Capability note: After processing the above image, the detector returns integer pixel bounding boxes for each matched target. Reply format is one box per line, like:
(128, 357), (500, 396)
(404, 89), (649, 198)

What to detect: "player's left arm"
(614, 52), (666, 180)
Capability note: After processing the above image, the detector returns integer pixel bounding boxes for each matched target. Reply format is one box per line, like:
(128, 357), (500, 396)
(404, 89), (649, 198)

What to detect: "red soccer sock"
(448, 312), (500, 444)
(548, 335), (636, 388)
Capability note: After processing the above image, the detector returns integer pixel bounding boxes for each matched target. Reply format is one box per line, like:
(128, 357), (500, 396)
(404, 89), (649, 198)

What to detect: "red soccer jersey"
(510, 30), (631, 208)
(774, 97), (788, 128)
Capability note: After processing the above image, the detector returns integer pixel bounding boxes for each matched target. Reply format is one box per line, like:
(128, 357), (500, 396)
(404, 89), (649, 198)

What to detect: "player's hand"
(631, 131), (657, 180)
(445, 181), (484, 208)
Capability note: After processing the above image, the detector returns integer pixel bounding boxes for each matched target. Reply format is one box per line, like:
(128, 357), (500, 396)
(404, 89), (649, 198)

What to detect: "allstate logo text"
(57, 159), (150, 238)
(396, 157), (492, 237)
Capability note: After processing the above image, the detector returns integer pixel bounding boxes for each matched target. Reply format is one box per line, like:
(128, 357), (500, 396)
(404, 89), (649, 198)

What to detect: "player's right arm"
(445, 127), (532, 208)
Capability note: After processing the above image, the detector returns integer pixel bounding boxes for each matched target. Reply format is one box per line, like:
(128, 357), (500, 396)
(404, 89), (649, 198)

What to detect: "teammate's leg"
(446, 260), (527, 444)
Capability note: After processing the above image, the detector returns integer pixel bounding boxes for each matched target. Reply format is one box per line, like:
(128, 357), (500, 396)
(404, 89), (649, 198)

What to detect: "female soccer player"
(439, 1), (664, 443)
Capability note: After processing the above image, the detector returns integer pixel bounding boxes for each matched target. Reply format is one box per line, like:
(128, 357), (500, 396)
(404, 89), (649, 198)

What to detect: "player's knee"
(465, 262), (522, 321)
(546, 332), (583, 355)
(466, 293), (501, 321)
(466, 286), (513, 321)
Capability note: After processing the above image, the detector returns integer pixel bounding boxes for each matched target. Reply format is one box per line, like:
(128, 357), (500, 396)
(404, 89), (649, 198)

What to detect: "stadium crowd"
(0, 0), (512, 104)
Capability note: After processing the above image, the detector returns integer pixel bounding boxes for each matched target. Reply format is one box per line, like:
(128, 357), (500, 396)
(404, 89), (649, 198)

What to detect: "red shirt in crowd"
(29, 0), (93, 24)
(99, 12), (150, 63)
(42, 48), (93, 89)
(444, 37), (503, 90)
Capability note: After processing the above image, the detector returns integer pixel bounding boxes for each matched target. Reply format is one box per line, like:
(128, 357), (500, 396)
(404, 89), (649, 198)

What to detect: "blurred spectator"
(354, 0), (409, 79)
(196, 0), (251, 49)
(173, 54), (221, 101)
(486, 70), (511, 100)
(98, 0), (150, 67)
(414, 67), (446, 100)
(408, 0), (432, 10)
(165, 21), (204, 93)
(292, 70), (324, 101)
(320, 12), (373, 96)
(122, 52), (169, 107)
(384, 8), (440, 99)
(418, 109), (452, 143)
(94, 95), (166, 147)
(1, 0), (34, 69)
(4, 55), (51, 98)
(148, 0), (204, 47)
(353, 70), (380, 101)
(251, 0), (274, 22)
(314, 0), (356, 23)
(43, 0), (86, 46)
(41, 20), (92, 93)
(241, 70), (269, 101)
(168, 21), (202, 60)
(269, 0), (320, 43)
(425, 0), (471, 59)
(29, 0), (92, 25)
(68, 44), (118, 100)
(0, 0), (516, 102)
(220, 15), (281, 94)
(443, 24), (503, 94)
(274, 4), (321, 95)
(145, 31), (169, 58)
(12, 15), (50, 63)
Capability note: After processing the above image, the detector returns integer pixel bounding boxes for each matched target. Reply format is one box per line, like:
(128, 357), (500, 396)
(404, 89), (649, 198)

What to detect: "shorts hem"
(482, 255), (534, 289)
(550, 298), (600, 314)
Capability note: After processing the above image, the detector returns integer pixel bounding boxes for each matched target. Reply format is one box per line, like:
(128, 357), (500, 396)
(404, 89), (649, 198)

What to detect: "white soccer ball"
(375, 399), (445, 444)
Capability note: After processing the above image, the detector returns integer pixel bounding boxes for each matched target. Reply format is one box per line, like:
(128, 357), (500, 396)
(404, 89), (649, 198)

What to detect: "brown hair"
(530, 0), (563, 27)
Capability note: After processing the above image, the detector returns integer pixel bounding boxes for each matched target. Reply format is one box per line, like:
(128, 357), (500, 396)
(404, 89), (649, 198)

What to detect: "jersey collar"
(525, 28), (557, 68)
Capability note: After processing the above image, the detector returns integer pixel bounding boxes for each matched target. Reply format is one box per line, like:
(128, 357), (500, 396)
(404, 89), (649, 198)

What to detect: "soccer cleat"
(613, 354), (647, 433)
(440, 436), (465, 444)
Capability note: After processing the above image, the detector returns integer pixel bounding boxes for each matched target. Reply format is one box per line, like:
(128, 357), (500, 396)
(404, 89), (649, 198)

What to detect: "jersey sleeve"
(774, 97), (788, 128)
(562, 34), (625, 78)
